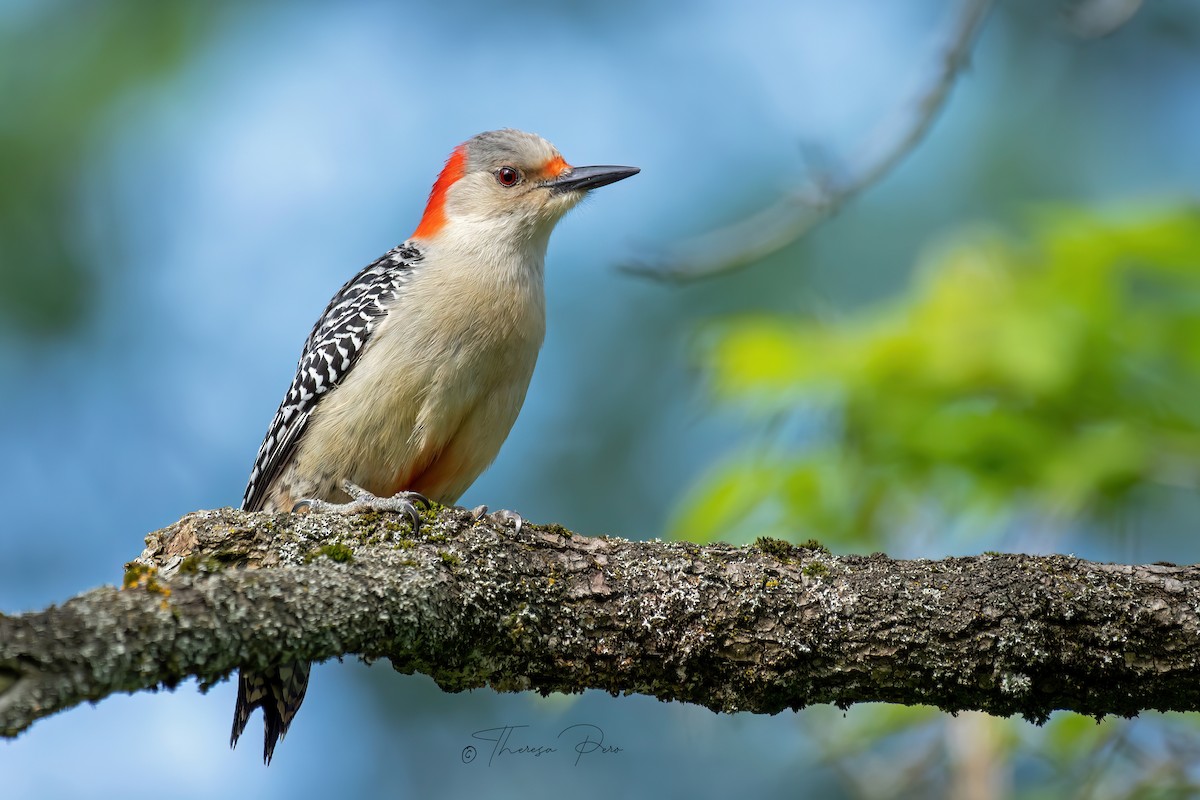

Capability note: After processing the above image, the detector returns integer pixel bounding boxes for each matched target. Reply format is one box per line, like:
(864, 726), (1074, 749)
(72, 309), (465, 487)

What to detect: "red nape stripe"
(412, 144), (468, 240)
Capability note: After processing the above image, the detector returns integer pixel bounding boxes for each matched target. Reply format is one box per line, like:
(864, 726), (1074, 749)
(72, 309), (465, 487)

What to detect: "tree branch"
(3, 503), (1199, 739)
(623, 0), (994, 282)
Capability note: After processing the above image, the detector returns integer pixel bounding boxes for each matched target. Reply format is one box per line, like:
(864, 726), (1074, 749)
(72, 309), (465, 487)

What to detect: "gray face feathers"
(463, 129), (565, 176)
(423, 129), (638, 237)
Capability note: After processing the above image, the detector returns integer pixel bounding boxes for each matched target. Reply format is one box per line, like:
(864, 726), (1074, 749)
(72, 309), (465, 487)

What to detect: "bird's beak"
(547, 165), (640, 194)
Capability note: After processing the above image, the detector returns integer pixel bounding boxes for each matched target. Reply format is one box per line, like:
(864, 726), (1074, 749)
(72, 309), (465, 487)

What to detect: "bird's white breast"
(292, 240), (547, 504)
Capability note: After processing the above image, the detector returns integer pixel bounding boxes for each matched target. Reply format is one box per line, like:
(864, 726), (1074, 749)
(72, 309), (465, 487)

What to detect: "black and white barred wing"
(241, 244), (422, 511)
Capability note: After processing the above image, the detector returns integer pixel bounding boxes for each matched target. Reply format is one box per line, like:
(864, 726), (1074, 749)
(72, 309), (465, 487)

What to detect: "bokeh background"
(3, 1), (1200, 798)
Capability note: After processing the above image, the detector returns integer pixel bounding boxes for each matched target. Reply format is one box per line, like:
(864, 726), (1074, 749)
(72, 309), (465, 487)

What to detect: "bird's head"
(412, 129), (638, 243)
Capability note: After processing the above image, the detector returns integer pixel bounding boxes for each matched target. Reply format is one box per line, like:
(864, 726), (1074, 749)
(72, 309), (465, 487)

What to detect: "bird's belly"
(290, 305), (541, 506)
(398, 369), (535, 502)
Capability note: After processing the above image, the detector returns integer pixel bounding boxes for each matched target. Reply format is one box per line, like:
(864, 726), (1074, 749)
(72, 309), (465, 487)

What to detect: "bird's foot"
(293, 481), (431, 533)
(469, 504), (524, 533)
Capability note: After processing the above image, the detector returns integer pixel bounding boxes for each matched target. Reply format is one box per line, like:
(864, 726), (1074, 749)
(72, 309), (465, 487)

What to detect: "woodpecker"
(230, 129), (638, 763)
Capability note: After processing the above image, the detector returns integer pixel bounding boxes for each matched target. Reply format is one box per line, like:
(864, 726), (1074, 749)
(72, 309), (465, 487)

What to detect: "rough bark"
(2, 504), (1199, 739)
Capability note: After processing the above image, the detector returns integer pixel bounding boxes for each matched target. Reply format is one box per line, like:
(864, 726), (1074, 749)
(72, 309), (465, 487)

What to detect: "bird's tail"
(230, 661), (311, 764)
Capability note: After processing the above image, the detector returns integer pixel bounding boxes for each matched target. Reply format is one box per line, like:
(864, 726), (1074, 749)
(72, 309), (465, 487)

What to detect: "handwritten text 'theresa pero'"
(462, 724), (623, 767)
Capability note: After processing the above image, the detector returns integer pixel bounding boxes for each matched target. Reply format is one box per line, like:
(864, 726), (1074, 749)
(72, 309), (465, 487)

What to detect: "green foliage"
(804, 706), (1200, 799)
(673, 205), (1200, 546)
(0, 2), (216, 335)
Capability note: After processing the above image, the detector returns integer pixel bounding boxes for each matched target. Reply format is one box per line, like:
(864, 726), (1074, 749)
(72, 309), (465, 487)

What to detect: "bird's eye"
(496, 167), (520, 187)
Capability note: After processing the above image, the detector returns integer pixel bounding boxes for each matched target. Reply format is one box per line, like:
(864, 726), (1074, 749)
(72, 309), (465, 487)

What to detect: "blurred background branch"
(622, 0), (994, 283)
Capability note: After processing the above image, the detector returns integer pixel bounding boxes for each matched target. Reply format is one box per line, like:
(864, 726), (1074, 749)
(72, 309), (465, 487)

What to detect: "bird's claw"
(493, 509), (523, 533)
(469, 504), (523, 533)
(292, 481), (430, 534)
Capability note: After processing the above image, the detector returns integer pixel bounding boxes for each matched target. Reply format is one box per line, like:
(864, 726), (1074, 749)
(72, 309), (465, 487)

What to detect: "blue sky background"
(3, 1), (1199, 797)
